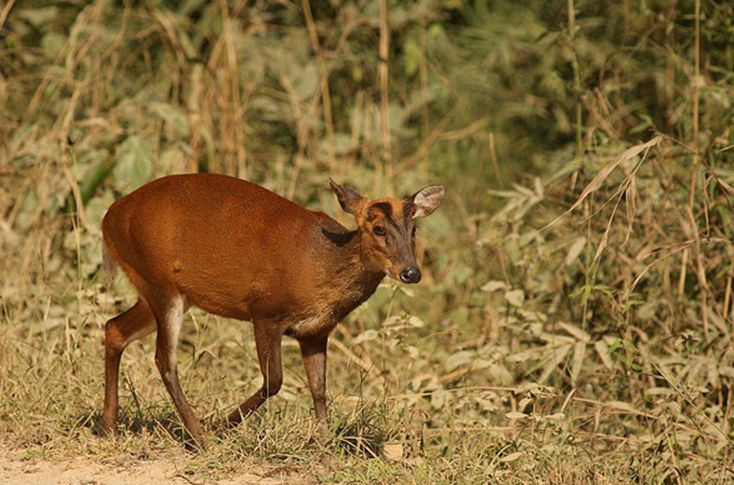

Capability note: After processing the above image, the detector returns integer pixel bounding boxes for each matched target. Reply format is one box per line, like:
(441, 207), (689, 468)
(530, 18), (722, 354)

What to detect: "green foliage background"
(1, 0), (733, 482)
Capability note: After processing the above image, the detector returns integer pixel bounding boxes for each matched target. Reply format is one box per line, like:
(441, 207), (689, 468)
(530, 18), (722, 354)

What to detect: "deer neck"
(319, 227), (385, 320)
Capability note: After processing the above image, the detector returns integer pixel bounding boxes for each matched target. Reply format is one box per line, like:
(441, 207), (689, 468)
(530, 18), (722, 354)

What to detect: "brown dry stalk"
(724, 272), (732, 328)
(280, 74), (325, 199)
(422, 426), (516, 435)
(678, 247), (689, 297)
(332, 328), (374, 375)
(399, 106), (457, 170)
(688, 205), (710, 342)
(0, 0), (14, 31)
(487, 132), (502, 187)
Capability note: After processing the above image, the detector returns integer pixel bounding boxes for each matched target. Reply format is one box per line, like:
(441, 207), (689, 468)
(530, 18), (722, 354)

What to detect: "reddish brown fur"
(101, 173), (444, 448)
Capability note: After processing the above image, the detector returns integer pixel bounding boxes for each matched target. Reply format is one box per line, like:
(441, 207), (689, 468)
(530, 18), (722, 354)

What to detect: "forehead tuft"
(365, 199), (413, 226)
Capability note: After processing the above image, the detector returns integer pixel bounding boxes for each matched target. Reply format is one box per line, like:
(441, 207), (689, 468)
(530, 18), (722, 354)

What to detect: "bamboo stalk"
(687, 0), (709, 343)
(302, 0), (337, 174)
(419, 14), (429, 181)
(378, 0), (393, 192)
(567, 0), (583, 156)
(224, 0), (248, 177)
(693, 0), (700, 159)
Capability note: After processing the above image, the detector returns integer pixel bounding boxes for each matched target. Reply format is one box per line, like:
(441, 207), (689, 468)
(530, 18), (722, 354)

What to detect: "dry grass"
(0, 289), (688, 484)
(2, 1), (734, 483)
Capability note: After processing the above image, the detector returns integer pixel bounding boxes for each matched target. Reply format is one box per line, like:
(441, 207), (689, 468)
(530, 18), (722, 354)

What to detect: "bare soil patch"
(0, 448), (314, 485)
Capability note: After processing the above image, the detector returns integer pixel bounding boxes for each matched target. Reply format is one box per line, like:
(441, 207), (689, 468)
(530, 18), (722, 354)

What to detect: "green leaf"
(149, 102), (190, 139)
(17, 7), (58, 28)
(607, 338), (622, 355)
(504, 289), (525, 307)
(445, 350), (475, 372)
(41, 33), (66, 59)
(113, 136), (153, 191)
(403, 37), (421, 77)
(292, 64), (319, 101)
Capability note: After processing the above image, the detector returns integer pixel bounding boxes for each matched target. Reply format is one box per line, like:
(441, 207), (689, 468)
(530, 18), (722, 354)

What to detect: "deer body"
(101, 173), (444, 447)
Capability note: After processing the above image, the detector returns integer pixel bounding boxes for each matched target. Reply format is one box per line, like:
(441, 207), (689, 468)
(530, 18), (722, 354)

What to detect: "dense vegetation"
(1, 0), (733, 483)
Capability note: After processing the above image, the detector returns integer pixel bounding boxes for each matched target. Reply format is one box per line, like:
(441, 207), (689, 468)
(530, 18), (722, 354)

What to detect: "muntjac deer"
(101, 173), (445, 447)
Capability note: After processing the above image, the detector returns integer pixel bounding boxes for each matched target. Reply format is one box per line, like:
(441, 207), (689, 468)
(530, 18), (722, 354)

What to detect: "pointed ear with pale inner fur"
(329, 179), (365, 215)
(409, 185), (446, 218)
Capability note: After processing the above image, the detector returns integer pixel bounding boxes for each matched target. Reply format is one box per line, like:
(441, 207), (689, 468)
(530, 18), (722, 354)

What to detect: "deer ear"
(330, 179), (364, 215)
(409, 185), (445, 218)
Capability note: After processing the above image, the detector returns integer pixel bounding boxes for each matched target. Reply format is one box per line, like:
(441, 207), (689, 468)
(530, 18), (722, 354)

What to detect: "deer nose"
(400, 267), (421, 284)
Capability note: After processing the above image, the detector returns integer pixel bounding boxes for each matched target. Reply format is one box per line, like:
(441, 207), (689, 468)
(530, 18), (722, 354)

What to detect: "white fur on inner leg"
(163, 295), (185, 371)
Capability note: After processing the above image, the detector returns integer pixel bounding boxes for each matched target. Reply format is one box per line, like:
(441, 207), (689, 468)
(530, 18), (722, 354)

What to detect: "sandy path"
(0, 449), (313, 485)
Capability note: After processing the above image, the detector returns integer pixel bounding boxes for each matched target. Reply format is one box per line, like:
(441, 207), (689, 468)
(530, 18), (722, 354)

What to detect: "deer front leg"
(298, 335), (328, 422)
(299, 335), (331, 441)
(227, 322), (284, 426)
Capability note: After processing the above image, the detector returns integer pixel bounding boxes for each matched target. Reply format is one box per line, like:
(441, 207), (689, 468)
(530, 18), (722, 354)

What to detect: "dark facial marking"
(370, 202), (393, 219)
(367, 202), (402, 233)
(403, 201), (415, 227)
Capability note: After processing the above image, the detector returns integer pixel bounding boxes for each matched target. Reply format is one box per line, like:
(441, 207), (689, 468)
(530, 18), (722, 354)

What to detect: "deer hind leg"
(103, 299), (156, 434)
(149, 294), (206, 449)
(226, 322), (283, 427)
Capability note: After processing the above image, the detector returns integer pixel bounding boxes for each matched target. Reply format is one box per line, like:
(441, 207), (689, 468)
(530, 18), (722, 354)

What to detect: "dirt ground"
(0, 448), (314, 485)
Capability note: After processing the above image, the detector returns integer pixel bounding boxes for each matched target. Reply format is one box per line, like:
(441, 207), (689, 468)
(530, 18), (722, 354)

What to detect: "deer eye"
(373, 225), (386, 236)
